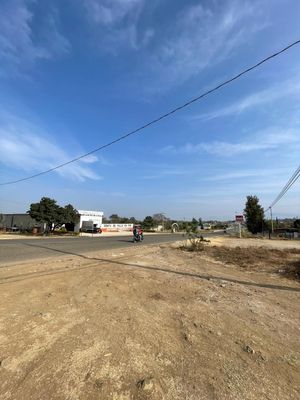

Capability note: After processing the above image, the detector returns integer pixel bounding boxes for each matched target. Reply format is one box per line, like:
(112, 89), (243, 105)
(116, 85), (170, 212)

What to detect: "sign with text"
(235, 215), (244, 222)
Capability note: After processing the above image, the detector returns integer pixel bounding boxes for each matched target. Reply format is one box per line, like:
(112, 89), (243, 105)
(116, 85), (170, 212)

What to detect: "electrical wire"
(1, 39), (300, 186)
(269, 167), (300, 208)
(266, 165), (300, 211)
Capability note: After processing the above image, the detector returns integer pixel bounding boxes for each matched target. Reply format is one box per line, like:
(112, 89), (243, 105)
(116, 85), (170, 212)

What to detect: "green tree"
(190, 218), (199, 233)
(293, 219), (300, 229)
(109, 214), (121, 223)
(63, 204), (79, 231)
(142, 216), (154, 230)
(120, 217), (130, 223)
(28, 197), (62, 231)
(63, 204), (79, 224)
(198, 218), (204, 229)
(152, 213), (168, 222)
(28, 198), (79, 232)
(244, 195), (265, 234)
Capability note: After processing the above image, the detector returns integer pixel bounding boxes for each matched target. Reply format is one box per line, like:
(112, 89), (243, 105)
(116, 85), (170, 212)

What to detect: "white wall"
(74, 210), (103, 232)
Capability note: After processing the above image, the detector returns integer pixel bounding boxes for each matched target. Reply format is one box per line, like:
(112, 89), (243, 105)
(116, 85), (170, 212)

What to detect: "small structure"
(202, 223), (212, 230)
(0, 213), (44, 232)
(100, 223), (133, 232)
(74, 210), (104, 232)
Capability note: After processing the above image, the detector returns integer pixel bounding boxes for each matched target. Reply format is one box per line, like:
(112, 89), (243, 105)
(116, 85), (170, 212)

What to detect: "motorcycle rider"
(138, 226), (144, 240)
(133, 225), (143, 241)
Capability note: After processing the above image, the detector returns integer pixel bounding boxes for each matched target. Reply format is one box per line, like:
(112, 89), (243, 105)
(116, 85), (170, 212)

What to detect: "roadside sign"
(235, 215), (244, 222)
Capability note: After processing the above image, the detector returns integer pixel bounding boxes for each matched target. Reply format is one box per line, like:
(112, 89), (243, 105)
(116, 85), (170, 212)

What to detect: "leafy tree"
(63, 204), (79, 231)
(109, 214), (121, 223)
(28, 197), (62, 231)
(293, 219), (300, 229)
(190, 218), (199, 233)
(142, 216), (154, 230)
(63, 204), (79, 224)
(28, 197), (79, 232)
(198, 218), (204, 229)
(244, 195), (265, 234)
(164, 220), (173, 230)
(153, 213), (169, 222)
(120, 217), (130, 223)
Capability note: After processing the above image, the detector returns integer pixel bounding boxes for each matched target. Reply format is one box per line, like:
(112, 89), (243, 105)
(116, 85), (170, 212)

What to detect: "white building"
(74, 210), (104, 232)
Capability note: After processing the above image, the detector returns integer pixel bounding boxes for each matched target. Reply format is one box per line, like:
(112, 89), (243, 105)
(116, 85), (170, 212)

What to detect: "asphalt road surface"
(0, 232), (224, 265)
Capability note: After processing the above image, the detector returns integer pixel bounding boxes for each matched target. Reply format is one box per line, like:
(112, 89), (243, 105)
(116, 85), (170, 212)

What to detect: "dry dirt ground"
(0, 238), (299, 400)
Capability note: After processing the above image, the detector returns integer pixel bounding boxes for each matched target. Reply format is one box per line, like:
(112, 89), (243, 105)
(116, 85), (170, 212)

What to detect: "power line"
(269, 166), (300, 209)
(2, 39), (300, 186)
(266, 165), (300, 211)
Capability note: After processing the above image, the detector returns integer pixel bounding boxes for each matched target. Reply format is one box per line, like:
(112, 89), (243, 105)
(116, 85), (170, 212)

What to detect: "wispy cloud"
(0, 114), (101, 182)
(192, 79), (300, 121)
(83, 0), (152, 50)
(203, 167), (295, 182)
(84, 0), (142, 26)
(150, 0), (266, 87)
(159, 128), (299, 157)
(0, 0), (70, 76)
(142, 168), (190, 180)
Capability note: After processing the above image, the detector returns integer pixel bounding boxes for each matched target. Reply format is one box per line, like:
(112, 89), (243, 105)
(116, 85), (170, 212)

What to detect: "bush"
(180, 234), (210, 252)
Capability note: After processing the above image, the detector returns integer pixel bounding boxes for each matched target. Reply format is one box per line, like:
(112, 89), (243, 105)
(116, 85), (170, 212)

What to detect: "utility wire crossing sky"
(1, 39), (300, 187)
(266, 165), (300, 211)
(0, 0), (299, 219)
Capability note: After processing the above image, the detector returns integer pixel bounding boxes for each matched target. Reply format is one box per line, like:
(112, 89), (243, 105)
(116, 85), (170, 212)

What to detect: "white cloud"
(142, 168), (190, 180)
(151, 0), (266, 87)
(84, 0), (142, 26)
(0, 115), (101, 182)
(0, 0), (70, 76)
(204, 170), (266, 181)
(203, 167), (295, 182)
(159, 128), (299, 157)
(84, 0), (152, 50)
(193, 79), (300, 121)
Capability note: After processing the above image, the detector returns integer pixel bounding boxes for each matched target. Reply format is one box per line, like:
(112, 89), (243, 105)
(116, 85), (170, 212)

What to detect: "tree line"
(26, 195), (299, 234)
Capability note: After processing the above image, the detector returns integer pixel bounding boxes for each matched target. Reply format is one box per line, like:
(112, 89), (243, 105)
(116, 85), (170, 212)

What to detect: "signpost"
(235, 215), (244, 238)
(235, 215), (244, 222)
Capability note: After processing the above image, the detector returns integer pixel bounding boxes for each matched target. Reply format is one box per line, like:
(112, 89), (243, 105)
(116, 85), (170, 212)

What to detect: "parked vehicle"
(79, 221), (102, 234)
(80, 226), (102, 234)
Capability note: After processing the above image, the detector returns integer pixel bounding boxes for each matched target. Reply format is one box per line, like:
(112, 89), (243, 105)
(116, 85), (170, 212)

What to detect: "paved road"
(0, 232), (223, 265)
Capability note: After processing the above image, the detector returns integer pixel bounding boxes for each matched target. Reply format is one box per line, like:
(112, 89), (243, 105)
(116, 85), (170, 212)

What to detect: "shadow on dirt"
(1, 242), (299, 293)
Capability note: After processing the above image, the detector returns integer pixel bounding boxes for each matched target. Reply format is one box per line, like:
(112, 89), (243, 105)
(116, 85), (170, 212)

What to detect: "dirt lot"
(0, 238), (299, 399)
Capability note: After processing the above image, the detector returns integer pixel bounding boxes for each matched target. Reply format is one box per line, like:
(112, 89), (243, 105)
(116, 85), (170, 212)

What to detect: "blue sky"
(0, 0), (299, 220)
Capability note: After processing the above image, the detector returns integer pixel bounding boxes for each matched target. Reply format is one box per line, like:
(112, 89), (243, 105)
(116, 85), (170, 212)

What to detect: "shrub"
(180, 234), (210, 252)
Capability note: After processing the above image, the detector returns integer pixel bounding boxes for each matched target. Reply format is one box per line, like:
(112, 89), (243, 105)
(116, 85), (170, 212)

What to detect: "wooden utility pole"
(270, 207), (274, 233)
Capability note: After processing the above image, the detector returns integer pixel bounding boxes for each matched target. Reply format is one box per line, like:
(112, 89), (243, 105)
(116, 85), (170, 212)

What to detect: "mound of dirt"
(203, 245), (300, 280)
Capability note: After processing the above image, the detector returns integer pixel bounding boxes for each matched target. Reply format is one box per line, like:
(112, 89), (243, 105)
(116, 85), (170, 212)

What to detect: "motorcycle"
(132, 232), (144, 242)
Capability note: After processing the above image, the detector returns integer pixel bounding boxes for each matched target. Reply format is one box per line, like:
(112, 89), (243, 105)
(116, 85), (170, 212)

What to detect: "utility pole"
(270, 207), (274, 234)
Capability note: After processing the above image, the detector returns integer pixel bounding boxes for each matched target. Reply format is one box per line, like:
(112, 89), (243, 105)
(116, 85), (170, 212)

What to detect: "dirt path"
(0, 240), (299, 400)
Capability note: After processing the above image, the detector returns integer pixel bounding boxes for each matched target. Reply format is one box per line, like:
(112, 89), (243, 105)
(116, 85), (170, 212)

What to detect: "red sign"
(235, 215), (244, 222)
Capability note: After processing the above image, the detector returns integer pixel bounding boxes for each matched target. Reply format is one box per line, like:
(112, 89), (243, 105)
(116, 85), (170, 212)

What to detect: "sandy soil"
(0, 238), (299, 399)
